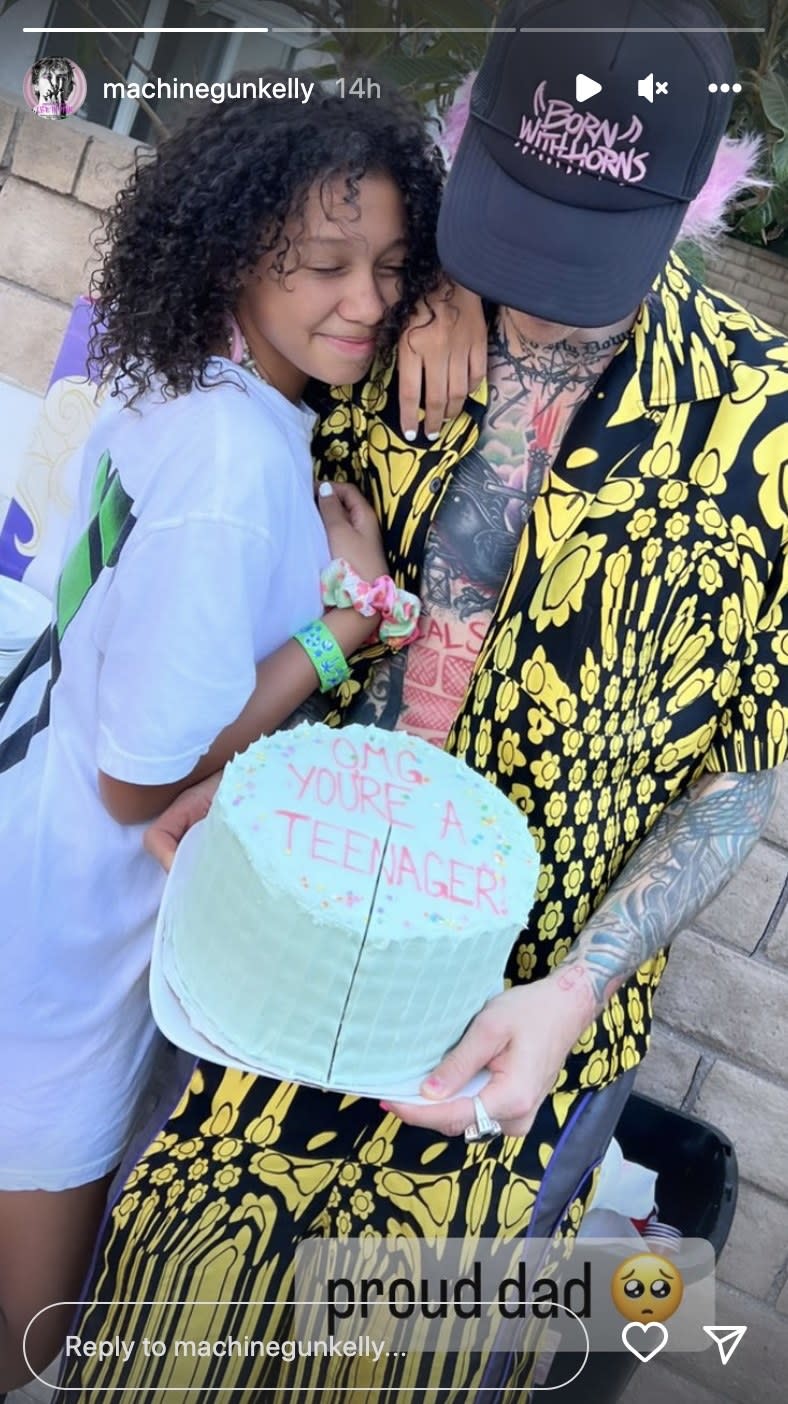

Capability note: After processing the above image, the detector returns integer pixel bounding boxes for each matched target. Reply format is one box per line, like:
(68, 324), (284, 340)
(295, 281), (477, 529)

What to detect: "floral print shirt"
(311, 253), (788, 1095)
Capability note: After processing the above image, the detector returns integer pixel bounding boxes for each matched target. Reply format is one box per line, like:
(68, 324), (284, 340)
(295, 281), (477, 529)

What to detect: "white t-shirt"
(0, 361), (328, 1189)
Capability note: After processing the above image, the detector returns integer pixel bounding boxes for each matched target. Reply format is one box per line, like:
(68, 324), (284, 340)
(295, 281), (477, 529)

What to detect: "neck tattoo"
(499, 307), (631, 364)
(486, 309), (630, 431)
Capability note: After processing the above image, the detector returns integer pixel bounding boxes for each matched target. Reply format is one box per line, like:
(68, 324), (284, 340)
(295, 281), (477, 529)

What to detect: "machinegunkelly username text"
(104, 75), (381, 106)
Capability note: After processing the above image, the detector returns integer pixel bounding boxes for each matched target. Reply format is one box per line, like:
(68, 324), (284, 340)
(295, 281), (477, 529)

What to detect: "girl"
(0, 81), (464, 1389)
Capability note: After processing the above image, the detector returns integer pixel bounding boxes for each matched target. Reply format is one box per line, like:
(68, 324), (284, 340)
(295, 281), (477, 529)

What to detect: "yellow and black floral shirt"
(311, 254), (788, 1096)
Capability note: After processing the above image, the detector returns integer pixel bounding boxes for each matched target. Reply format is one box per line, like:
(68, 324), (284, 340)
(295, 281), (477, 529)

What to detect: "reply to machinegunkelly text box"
(61, 1332), (393, 1366)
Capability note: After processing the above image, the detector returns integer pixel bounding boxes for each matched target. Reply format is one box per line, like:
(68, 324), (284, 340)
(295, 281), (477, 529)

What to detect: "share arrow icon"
(702, 1326), (748, 1365)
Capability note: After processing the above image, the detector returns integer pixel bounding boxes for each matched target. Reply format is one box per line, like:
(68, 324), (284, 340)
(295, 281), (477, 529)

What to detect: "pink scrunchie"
(321, 559), (421, 648)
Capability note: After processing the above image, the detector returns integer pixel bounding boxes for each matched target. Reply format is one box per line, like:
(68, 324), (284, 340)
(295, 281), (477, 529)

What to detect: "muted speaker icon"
(638, 73), (669, 102)
(638, 73), (655, 102)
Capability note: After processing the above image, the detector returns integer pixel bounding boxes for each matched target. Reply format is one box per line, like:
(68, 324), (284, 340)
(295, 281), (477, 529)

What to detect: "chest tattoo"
(349, 315), (627, 742)
(426, 316), (626, 613)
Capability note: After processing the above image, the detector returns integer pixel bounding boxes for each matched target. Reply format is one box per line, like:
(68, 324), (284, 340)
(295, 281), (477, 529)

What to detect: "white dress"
(0, 363), (328, 1189)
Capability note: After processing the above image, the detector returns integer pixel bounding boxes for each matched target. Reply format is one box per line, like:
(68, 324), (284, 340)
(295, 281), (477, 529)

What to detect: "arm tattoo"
(558, 769), (780, 1010)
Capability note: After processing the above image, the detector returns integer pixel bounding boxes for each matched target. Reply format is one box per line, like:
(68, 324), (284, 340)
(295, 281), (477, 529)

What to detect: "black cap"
(437, 0), (736, 325)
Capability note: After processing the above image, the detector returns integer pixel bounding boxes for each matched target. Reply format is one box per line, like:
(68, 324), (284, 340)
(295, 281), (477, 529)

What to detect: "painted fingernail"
(318, 482), (334, 497)
(423, 1076), (444, 1092)
(404, 429), (417, 442)
(379, 1102), (391, 1112)
(427, 432), (440, 442)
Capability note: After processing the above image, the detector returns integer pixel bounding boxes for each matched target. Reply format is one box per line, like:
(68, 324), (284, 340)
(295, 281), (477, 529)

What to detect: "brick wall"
(1, 93), (788, 1404)
(624, 777), (788, 1404)
(633, 228), (788, 1404)
(704, 236), (788, 334)
(0, 96), (136, 395)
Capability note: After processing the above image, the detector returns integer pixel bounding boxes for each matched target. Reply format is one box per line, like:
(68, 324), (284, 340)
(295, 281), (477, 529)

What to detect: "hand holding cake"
(381, 969), (598, 1141)
(144, 772), (222, 872)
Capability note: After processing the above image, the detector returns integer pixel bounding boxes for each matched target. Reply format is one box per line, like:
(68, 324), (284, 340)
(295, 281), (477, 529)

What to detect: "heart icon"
(621, 1321), (669, 1362)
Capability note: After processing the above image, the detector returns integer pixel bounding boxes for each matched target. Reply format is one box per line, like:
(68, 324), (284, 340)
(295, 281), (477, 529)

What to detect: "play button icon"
(576, 73), (603, 103)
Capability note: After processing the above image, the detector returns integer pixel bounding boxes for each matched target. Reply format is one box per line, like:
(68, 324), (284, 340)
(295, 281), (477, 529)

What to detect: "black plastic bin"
(542, 1090), (738, 1399)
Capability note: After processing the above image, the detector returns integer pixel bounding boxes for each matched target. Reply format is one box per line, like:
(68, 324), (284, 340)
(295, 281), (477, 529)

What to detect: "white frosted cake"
(161, 722), (539, 1094)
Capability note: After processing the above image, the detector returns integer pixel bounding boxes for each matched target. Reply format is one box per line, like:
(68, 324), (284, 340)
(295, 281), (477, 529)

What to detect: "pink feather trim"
(438, 71), (765, 244)
(680, 131), (765, 241)
(438, 71), (475, 168)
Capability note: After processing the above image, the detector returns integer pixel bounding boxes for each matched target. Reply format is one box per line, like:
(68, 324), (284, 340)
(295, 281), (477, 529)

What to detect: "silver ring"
(464, 1094), (503, 1144)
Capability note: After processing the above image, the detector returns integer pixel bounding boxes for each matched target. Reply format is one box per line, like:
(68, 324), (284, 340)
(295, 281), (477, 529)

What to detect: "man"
(30, 57), (76, 120)
(57, 1), (786, 1399)
(308, 0), (783, 1136)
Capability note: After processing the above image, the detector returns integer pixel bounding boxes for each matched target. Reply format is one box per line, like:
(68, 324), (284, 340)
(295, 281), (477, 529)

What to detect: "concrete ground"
(8, 1354), (59, 1403)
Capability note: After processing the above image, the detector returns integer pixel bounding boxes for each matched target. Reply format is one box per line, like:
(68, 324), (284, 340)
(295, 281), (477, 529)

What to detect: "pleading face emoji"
(610, 1253), (684, 1324)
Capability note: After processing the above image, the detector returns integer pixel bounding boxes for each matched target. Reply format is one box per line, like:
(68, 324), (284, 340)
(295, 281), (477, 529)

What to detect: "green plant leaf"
(372, 49), (469, 91)
(761, 72), (788, 138)
(302, 62), (342, 82)
(407, 0), (501, 30)
(773, 136), (788, 186)
(736, 205), (770, 238)
(714, 0), (770, 28)
(674, 240), (706, 282)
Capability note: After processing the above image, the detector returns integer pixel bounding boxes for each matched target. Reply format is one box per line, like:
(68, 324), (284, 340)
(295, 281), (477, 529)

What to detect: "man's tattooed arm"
(555, 769), (780, 1016)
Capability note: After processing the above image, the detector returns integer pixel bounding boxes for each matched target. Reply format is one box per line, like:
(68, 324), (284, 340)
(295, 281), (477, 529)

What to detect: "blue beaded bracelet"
(294, 619), (351, 693)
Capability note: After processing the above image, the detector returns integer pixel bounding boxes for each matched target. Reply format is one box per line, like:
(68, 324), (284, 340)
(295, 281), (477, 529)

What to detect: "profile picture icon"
(24, 57), (87, 120)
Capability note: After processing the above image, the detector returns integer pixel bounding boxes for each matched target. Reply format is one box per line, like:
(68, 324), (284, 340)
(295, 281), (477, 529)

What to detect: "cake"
(161, 722), (539, 1095)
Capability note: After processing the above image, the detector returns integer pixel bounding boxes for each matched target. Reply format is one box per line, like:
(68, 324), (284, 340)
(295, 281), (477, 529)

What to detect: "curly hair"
(90, 78), (445, 404)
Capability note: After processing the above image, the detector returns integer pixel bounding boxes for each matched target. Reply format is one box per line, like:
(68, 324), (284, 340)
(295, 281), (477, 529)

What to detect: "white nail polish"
(404, 430), (417, 442)
(318, 481), (334, 497)
(427, 432), (440, 441)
